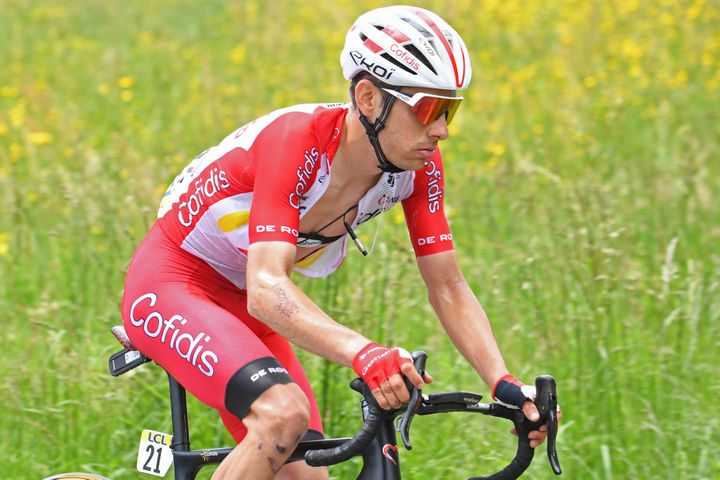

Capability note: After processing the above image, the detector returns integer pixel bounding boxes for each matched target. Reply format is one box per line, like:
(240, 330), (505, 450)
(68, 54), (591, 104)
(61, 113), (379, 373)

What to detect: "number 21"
(143, 444), (163, 474)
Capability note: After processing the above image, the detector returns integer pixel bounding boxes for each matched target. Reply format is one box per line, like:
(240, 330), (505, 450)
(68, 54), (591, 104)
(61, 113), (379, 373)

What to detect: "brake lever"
(534, 375), (562, 475)
(398, 350), (427, 450)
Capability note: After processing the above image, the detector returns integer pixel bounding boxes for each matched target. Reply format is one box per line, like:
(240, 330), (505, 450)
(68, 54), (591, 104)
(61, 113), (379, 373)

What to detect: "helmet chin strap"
(357, 93), (405, 174)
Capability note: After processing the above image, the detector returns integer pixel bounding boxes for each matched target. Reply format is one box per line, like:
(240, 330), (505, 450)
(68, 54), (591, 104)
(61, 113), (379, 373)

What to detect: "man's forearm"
(428, 280), (509, 388)
(247, 273), (369, 366)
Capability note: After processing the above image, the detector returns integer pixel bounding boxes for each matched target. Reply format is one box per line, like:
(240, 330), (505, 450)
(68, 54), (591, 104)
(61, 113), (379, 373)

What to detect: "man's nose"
(428, 114), (449, 140)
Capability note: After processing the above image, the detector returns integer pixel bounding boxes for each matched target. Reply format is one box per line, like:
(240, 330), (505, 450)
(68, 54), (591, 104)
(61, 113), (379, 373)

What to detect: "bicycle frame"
(109, 326), (561, 479)
(165, 372), (403, 480)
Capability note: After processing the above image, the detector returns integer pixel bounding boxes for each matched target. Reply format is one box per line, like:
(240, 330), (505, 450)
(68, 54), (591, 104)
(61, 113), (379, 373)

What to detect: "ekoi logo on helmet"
(349, 51), (397, 81)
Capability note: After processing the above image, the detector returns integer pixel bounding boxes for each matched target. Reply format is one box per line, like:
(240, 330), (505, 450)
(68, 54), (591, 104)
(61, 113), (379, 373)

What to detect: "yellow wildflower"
(29, 131), (54, 146)
(485, 142), (506, 156)
(687, 3), (703, 20)
(0, 122), (7, 137)
(245, 0), (258, 21)
(121, 90), (134, 102)
(701, 50), (714, 67)
(659, 13), (674, 26)
(620, 39), (645, 60)
(139, 31), (155, 46)
(669, 70), (688, 88)
(118, 76), (135, 89)
(230, 43), (247, 65)
(9, 103), (25, 127)
(10, 143), (22, 161)
(484, 157), (499, 171)
(0, 86), (20, 98)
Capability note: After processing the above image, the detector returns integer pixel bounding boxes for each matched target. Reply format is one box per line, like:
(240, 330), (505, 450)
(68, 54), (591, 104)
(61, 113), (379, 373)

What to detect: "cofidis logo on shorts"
(130, 293), (219, 377)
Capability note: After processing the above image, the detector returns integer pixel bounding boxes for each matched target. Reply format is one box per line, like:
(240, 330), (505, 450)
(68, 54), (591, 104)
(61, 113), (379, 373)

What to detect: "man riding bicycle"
(121, 6), (557, 479)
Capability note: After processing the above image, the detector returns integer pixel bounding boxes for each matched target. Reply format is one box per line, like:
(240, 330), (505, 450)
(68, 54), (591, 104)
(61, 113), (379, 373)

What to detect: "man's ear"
(354, 79), (382, 121)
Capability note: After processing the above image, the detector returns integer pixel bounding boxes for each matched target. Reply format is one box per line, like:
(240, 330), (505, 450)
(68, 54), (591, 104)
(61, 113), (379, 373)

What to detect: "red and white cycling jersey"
(156, 103), (453, 290)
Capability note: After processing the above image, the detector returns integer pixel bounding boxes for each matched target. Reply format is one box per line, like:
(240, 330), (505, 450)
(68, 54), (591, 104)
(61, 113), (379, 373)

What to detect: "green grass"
(1, 0), (719, 478)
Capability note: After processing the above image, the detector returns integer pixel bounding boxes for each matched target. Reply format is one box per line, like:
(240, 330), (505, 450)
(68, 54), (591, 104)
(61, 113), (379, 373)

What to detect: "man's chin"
(379, 155), (426, 172)
(407, 158), (429, 171)
(391, 157), (428, 172)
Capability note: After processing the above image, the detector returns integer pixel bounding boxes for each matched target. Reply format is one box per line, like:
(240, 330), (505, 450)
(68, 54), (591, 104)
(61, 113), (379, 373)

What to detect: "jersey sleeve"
(247, 112), (321, 245)
(401, 151), (454, 257)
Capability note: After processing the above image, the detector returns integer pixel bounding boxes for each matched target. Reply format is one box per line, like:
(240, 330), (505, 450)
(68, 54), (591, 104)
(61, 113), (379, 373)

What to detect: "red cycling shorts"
(120, 223), (323, 442)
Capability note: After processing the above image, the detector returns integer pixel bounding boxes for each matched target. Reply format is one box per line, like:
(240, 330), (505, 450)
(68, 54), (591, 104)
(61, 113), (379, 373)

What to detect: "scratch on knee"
(267, 455), (282, 474)
(276, 444), (287, 454)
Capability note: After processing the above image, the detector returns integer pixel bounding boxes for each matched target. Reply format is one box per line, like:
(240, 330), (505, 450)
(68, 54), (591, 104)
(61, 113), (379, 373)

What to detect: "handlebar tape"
(305, 407), (382, 466)
(467, 418), (536, 480)
(469, 374), (559, 480)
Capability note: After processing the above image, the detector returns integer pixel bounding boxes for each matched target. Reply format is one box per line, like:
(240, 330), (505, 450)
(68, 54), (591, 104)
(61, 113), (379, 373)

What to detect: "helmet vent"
(379, 52), (418, 76)
(403, 44), (436, 75)
(401, 16), (432, 38)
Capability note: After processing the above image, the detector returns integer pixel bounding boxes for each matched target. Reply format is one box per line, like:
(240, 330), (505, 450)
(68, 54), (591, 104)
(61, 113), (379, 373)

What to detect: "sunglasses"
(380, 87), (463, 126)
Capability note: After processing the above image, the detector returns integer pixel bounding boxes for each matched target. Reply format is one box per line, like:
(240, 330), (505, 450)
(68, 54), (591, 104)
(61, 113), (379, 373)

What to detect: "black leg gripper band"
(224, 356), (294, 419)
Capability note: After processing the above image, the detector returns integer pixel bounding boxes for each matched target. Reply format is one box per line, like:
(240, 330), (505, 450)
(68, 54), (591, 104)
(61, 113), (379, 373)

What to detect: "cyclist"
(121, 6), (557, 479)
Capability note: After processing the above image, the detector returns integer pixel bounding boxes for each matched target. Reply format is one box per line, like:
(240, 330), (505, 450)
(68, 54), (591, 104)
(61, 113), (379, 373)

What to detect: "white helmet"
(341, 5), (472, 90)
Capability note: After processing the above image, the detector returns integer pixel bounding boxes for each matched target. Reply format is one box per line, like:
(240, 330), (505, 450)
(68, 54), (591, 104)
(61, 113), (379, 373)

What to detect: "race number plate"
(136, 429), (173, 477)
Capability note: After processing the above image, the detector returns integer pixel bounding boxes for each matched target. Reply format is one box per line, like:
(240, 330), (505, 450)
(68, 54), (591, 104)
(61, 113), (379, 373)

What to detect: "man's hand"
(493, 374), (563, 448)
(352, 342), (430, 410)
(518, 400), (563, 448)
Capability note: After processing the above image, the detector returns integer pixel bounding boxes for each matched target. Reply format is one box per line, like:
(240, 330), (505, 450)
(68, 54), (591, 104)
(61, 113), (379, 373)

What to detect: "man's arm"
(415, 250), (509, 388)
(417, 250), (557, 447)
(246, 241), (424, 409)
(246, 241), (369, 366)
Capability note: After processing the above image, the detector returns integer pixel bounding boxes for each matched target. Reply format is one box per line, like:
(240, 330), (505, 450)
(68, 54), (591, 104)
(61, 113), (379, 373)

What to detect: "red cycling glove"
(352, 342), (413, 391)
(492, 373), (537, 410)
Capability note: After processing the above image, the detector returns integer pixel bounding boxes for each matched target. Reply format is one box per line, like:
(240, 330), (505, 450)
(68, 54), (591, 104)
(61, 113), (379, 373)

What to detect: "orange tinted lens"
(412, 97), (462, 125)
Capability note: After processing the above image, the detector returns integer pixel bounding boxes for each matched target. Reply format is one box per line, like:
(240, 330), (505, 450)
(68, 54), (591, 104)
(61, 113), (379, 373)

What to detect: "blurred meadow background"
(1, 0), (719, 478)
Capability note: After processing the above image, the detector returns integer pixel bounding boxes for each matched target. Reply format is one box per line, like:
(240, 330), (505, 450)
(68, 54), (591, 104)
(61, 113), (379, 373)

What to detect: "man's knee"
(245, 383), (311, 437)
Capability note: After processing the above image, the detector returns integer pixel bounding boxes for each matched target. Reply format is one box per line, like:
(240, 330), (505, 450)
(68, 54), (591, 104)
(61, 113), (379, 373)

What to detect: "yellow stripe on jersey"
(217, 211), (251, 232)
(294, 249), (325, 269)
